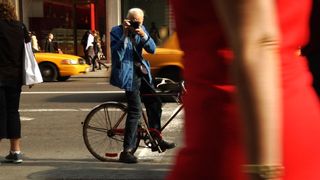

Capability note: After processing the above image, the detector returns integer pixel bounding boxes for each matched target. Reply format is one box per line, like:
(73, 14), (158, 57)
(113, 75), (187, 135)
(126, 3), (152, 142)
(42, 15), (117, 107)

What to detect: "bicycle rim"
(83, 102), (127, 161)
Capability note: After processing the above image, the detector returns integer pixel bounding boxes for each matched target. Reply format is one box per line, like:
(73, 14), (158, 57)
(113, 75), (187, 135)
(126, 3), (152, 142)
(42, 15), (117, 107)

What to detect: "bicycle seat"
(155, 77), (183, 93)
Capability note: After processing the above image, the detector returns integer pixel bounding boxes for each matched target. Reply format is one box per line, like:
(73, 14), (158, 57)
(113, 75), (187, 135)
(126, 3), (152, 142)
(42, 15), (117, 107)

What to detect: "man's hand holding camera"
(123, 19), (145, 38)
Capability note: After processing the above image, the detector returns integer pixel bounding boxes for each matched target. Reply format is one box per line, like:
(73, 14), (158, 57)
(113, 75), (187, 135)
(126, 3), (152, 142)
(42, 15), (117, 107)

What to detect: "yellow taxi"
(34, 53), (90, 82)
(143, 33), (184, 82)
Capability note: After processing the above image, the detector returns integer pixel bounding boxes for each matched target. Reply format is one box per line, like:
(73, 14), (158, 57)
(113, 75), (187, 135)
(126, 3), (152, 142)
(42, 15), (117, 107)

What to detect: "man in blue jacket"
(110, 8), (175, 163)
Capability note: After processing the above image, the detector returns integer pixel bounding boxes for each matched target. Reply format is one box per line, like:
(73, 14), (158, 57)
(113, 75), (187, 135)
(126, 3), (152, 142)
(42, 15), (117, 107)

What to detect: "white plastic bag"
(22, 42), (43, 85)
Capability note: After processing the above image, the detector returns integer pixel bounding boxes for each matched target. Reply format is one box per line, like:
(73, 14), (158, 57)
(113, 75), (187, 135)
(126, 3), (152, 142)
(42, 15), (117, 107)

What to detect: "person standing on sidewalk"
(93, 31), (108, 70)
(81, 30), (91, 65)
(110, 8), (175, 164)
(0, 2), (31, 164)
(43, 33), (60, 53)
(29, 31), (40, 53)
(86, 30), (98, 72)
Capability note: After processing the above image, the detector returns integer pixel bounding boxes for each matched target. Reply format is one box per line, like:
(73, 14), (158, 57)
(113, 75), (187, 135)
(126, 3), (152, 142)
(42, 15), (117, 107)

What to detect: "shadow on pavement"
(47, 93), (127, 103)
(46, 93), (177, 103)
(8, 158), (171, 179)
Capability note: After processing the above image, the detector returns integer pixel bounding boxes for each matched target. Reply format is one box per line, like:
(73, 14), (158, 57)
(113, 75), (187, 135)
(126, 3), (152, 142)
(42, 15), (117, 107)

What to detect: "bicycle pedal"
(105, 152), (118, 157)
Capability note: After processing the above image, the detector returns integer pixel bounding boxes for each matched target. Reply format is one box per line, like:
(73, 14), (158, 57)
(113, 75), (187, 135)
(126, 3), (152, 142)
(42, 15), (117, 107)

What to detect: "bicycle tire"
(83, 102), (140, 161)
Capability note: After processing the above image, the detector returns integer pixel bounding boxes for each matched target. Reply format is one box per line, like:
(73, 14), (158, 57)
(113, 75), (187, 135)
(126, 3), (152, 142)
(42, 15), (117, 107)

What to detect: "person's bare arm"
(212, 0), (282, 179)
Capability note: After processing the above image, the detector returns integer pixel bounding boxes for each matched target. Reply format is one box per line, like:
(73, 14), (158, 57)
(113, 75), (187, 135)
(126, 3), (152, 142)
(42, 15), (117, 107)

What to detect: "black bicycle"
(82, 78), (185, 161)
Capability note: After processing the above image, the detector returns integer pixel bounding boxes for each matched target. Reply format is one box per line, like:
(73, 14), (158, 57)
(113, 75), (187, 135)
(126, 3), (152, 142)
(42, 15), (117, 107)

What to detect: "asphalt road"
(0, 77), (184, 180)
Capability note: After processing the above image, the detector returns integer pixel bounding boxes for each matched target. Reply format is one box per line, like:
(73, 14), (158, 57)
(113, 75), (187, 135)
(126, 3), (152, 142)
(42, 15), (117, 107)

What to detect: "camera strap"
(132, 44), (148, 76)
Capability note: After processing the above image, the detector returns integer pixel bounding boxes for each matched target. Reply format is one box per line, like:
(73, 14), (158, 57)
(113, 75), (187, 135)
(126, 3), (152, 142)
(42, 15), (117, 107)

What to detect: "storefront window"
(27, 0), (105, 56)
(23, 0), (170, 55)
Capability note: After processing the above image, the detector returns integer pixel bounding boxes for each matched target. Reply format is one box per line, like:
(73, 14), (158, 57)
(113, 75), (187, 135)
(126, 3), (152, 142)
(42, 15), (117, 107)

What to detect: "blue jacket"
(110, 25), (156, 91)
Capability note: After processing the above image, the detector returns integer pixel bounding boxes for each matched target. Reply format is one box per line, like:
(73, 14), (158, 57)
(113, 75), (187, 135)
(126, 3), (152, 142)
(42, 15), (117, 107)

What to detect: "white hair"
(127, 8), (144, 18)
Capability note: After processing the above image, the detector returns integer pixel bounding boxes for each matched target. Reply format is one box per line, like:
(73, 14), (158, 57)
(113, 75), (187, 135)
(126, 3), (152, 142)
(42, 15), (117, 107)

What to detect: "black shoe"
(119, 151), (138, 163)
(4, 152), (23, 164)
(152, 140), (176, 152)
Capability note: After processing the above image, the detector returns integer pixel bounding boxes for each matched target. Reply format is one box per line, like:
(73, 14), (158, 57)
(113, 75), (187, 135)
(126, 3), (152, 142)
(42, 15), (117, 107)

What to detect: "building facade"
(1, 0), (173, 61)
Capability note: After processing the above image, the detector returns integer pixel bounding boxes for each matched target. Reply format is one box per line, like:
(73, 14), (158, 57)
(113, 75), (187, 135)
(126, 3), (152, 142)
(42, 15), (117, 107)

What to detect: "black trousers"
(0, 80), (22, 139)
(123, 72), (162, 151)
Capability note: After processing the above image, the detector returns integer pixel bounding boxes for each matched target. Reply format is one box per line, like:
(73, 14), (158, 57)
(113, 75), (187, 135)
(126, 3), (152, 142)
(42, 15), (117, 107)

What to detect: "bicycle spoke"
(83, 102), (129, 161)
(86, 125), (108, 133)
(105, 107), (112, 129)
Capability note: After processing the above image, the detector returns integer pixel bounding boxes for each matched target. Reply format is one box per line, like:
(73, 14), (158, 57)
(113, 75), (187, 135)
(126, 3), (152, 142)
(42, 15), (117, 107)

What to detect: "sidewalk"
(0, 153), (176, 180)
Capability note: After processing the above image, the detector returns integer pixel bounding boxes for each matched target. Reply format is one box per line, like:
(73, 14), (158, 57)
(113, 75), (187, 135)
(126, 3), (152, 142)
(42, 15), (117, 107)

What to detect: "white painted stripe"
(137, 147), (165, 162)
(19, 109), (79, 112)
(19, 108), (183, 115)
(19, 108), (130, 112)
(79, 108), (93, 111)
(137, 147), (150, 158)
(19, 108), (94, 112)
(21, 91), (124, 94)
(20, 116), (34, 121)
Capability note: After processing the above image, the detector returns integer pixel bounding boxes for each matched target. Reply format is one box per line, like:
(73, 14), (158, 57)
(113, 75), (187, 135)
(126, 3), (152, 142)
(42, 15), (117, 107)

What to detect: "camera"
(130, 21), (140, 29)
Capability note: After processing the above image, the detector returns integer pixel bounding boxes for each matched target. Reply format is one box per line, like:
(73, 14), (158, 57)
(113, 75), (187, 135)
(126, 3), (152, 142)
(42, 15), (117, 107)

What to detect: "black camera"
(130, 21), (140, 29)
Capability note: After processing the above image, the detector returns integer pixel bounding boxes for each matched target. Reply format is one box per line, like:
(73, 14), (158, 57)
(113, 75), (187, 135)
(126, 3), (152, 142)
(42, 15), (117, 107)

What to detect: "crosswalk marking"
(20, 116), (34, 121)
(21, 91), (124, 94)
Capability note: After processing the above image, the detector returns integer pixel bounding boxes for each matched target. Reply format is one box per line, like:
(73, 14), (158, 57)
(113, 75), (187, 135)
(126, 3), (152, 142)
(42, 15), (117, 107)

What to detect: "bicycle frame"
(139, 94), (183, 152)
(141, 91), (183, 133)
(160, 104), (183, 132)
(106, 100), (183, 137)
(82, 80), (185, 160)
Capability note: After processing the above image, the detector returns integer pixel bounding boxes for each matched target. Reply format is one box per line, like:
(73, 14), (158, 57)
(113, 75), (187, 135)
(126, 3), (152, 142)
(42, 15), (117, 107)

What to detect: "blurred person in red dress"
(168, 0), (320, 179)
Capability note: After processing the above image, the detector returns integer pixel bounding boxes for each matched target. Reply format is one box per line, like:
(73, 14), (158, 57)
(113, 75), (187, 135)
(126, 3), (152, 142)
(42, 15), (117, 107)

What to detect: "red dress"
(168, 0), (320, 179)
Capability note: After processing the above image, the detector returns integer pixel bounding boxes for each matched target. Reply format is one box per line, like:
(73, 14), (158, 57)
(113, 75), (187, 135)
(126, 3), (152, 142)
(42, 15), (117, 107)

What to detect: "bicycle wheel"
(83, 102), (129, 161)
